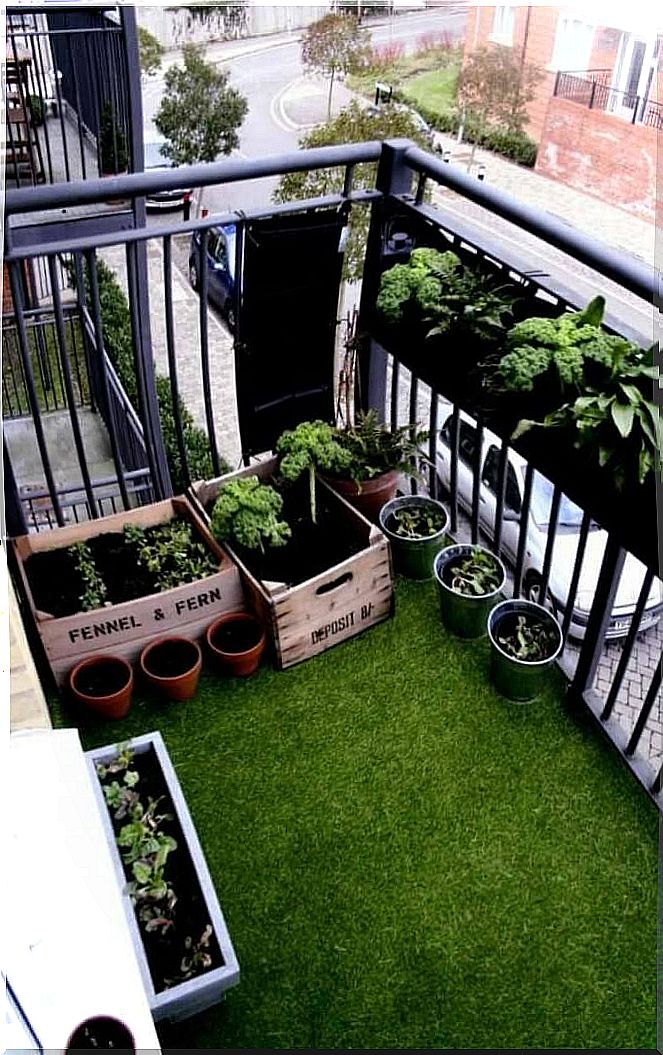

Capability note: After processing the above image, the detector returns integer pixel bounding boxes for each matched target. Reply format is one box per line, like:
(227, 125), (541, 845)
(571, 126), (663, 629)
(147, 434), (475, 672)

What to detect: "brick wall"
(536, 96), (656, 221)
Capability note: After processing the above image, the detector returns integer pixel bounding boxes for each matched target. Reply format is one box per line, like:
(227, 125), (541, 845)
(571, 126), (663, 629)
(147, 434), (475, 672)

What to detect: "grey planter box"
(86, 731), (240, 1022)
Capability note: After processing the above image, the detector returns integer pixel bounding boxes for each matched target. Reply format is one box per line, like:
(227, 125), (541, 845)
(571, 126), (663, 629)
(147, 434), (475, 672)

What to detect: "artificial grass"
(54, 580), (659, 1049)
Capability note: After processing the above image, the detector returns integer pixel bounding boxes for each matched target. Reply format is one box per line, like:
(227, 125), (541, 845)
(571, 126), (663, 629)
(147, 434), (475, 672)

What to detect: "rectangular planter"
(11, 496), (246, 687)
(86, 731), (240, 1022)
(189, 457), (394, 669)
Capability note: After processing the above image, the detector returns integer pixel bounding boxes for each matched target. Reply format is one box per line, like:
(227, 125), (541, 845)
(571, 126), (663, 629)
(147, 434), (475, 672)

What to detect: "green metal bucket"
(379, 495), (449, 580)
(487, 599), (563, 703)
(434, 544), (506, 639)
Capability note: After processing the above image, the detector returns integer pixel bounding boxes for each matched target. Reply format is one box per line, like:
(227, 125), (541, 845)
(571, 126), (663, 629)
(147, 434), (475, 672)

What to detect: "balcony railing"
(554, 69), (663, 129)
(3, 140), (661, 810)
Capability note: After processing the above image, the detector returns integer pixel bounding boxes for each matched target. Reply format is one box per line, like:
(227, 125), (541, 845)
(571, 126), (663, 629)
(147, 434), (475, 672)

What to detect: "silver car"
(436, 407), (662, 640)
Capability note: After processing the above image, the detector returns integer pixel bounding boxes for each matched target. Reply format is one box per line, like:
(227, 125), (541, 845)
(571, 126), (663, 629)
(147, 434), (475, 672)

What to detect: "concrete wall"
(535, 96), (657, 221)
(137, 4), (328, 49)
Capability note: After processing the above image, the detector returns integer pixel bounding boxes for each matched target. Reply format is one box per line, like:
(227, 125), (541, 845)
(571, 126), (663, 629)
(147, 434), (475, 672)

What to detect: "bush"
(75, 259), (220, 492)
(390, 89), (537, 166)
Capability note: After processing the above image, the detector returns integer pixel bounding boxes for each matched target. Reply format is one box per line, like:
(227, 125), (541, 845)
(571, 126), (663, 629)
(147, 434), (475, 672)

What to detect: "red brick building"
(462, 5), (662, 221)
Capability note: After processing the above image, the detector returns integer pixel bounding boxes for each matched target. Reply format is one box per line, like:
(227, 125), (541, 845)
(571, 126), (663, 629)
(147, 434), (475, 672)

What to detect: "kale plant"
(210, 476), (291, 553)
(276, 420), (352, 524)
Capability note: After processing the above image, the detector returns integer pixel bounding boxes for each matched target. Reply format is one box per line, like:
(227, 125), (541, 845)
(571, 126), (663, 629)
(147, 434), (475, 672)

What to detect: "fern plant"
(332, 409), (430, 486)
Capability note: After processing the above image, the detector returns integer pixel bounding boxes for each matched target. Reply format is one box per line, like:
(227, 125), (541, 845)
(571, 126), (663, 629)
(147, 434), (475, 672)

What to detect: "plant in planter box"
(276, 420), (352, 525)
(379, 494), (449, 580)
(209, 476), (291, 554)
(99, 100), (129, 175)
(487, 598), (562, 702)
(434, 543), (506, 638)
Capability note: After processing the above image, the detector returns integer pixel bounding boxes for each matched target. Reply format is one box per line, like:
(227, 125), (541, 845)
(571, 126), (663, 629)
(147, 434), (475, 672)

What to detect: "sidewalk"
(278, 79), (655, 267)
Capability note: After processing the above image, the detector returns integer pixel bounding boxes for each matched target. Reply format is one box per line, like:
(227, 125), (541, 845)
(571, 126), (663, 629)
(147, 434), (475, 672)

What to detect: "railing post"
(356, 139), (415, 419)
(2, 438), (28, 538)
(553, 70), (560, 97)
(589, 79), (597, 109)
(632, 95), (639, 123)
(568, 535), (626, 701)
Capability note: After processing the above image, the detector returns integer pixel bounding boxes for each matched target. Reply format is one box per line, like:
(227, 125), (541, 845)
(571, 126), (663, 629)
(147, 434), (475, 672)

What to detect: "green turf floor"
(55, 580), (659, 1049)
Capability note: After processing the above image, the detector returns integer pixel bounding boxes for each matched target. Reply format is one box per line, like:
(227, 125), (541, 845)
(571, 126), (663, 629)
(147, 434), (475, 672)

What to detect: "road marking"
(270, 76), (311, 134)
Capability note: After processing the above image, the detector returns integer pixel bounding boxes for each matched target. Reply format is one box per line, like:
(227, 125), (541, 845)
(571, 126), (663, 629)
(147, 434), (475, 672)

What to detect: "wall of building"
(535, 96), (656, 221)
(137, 5), (328, 50)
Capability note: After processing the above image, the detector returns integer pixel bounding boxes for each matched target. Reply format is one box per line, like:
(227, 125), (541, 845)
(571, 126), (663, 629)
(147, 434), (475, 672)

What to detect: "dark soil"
(73, 660), (130, 698)
(144, 640), (200, 679)
(24, 521), (212, 618)
(66, 1016), (135, 1052)
(96, 745), (223, 993)
(208, 476), (363, 586)
(210, 619), (262, 655)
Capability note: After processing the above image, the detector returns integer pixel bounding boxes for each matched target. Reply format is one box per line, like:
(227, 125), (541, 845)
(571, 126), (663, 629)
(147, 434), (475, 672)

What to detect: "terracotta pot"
(206, 612), (266, 678)
(68, 654), (133, 720)
(323, 469), (399, 524)
(66, 1015), (135, 1052)
(139, 636), (202, 701)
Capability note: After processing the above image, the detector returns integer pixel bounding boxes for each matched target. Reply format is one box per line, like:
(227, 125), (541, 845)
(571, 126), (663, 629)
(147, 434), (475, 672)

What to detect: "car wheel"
(523, 572), (559, 618)
(189, 261), (199, 291)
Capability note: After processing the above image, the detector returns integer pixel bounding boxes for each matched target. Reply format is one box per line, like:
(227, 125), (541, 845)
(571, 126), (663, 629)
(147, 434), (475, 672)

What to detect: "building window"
(492, 5), (515, 45)
(550, 16), (595, 71)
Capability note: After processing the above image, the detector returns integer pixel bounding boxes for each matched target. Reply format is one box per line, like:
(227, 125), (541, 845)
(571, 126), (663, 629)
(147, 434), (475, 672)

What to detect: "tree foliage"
(273, 101), (430, 280)
(155, 44), (248, 165)
(457, 46), (543, 134)
(301, 14), (371, 117)
(137, 25), (164, 77)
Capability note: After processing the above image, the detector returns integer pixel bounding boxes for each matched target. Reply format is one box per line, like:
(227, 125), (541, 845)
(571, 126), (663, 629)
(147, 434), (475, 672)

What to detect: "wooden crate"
(189, 458), (394, 670)
(11, 497), (246, 688)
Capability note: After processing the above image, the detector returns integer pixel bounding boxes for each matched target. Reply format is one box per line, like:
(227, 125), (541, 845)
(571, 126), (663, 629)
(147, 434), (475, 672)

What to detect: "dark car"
(143, 138), (192, 210)
(188, 223), (237, 332)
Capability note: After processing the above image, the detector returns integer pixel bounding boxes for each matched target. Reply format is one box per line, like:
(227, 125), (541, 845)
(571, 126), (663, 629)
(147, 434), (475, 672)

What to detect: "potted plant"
(434, 543), (506, 639)
(68, 653), (134, 720)
(65, 1016), (135, 1052)
(487, 598), (563, 703)
(12, 497), (244, 688)
(205, 611), (266, 677)
(190, 457), (394, 669)
(378, 494), (449, 580)
(322, 410), (430, 523)
(86, 733), (240, 1021)
(139, 635), (203, 701)
(99, 100), (129, 176)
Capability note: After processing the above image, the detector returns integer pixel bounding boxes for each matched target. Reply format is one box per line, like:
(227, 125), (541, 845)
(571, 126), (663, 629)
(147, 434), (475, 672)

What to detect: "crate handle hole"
(315, 571), (353, 596)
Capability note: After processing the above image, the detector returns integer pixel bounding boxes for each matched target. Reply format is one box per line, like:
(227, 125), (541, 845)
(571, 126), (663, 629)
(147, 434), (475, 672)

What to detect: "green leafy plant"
(210, 476), (291, 553)
(177, 925), (214, 982)
(497, 614), (558, 662)
(301, 13), (371, 118)
(123, 520), (218, 591)
(70, 541), (108, 612)
(388, 505), (446, 539)
(332, 409), (429, 487)
(276, 420), (352, 524)
(138, 25), (164, 77)
(450, 550), (502, 596)
(99, 100), (129, 174)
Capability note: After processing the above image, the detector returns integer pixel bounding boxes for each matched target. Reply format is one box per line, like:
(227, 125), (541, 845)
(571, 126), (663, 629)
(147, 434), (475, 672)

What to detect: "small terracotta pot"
(324, 470), (399, 523)
(206, 612), (266, 678)
(66, 1015), (135, 1052)
(68, 654), (133, 720)
(140, 636), (202, 701)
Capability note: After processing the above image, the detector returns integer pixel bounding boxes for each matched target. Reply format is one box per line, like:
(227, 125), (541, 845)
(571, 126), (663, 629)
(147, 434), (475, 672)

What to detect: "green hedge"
(391, 90), (538, 167)
(80, 259), (222, 492)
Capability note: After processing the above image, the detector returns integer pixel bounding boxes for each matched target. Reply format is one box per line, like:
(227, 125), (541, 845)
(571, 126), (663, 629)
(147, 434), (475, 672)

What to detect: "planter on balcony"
(434, 543), (506, 639)
(378, 494), (449, 580)
(86, 731), (239, 1022)
(12, 497), (245, 688)
(487, 598), (563, 703)
(189, 457), (394, 669)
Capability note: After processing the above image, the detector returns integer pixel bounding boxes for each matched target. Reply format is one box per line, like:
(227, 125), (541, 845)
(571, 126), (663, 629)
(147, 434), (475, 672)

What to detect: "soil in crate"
(206, 479), (363, 587)
(24, 525), (209, 618)
(96, 745), (223, 993)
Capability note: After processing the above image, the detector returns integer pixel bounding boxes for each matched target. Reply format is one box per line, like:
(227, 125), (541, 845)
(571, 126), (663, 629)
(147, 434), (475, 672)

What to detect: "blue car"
(188, 224), (237, 332)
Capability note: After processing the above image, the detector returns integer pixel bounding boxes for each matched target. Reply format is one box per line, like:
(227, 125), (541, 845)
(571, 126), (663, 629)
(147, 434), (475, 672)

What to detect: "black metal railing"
(2, 306), (91, 418)
(3, 140), (661, 808)
(554, 69), (663, 128)
(19, 466), (152, 531)
(5, 7), (138, 187)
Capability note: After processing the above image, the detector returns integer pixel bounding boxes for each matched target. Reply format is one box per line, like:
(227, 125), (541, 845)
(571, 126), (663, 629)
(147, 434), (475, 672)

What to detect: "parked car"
(435, 407), (662, 640)
(143, 137), (192, 210)
(188, 224), (237, 332)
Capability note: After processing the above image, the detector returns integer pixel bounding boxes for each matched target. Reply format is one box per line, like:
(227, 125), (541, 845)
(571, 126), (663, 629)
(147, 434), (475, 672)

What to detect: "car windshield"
(530, 472), (584, 529)
(144, 141), (172, 168)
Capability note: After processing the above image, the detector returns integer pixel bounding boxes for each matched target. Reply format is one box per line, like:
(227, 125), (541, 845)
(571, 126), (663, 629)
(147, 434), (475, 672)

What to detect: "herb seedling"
(71, 541), (108, 612)
(390, 505), (446, 539)
(450, 550), (502, 596)
(497, 614), (558, 661)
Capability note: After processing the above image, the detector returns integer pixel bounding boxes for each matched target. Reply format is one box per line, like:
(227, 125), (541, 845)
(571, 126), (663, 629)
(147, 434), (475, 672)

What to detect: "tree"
(155, 44), (248, 165)
(273, 101), (430, 281)
(457, 46), (543, 137)
(137, 26), (164, 78)
(301, 14), (371, 119)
